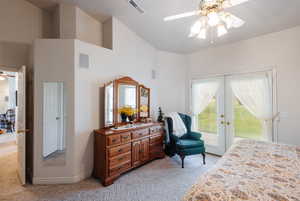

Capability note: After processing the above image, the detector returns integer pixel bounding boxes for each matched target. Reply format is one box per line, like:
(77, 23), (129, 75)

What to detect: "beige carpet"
(0, 143), (219, 201)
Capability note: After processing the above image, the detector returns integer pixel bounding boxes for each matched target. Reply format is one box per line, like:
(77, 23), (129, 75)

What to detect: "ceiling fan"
(0, 72), (15, 80)
(164, 0), (249, 40)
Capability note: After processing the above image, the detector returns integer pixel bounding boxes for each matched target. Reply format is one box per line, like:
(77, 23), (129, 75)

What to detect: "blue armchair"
(165, 113), (206, 168)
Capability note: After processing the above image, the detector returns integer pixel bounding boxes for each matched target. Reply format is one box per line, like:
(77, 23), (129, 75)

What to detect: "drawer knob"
(112, 139), (117, 142)
(118, 149), (123, 152)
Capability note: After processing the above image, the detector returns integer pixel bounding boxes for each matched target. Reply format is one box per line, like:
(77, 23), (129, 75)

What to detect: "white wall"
(0, 0), (52, 70)
(73, 18), (187, 179)
(33, 39), (76, 183)
(0, 0), (52, 44)
(188, 26), (300, 146)
(156, 50), (187, 114)
(76, 7), (103, 46)
(32, 17), (187, 183)
(59, 4), (103, 47)
(59, 4), (77, 40)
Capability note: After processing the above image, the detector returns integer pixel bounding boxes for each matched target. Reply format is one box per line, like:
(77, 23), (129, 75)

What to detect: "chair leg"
(201, 153), (206, 165)
(179, 154), (185, 168)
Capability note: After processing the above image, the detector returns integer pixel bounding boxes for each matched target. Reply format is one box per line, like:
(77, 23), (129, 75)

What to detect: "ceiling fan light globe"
(0, 76), (6, 81)
(217, 24), (228, 37)
(199, 16), (208, 27)
(207, 12), (220, 26)
(197, 28), (207, 39)
(224, 16), (234, 29)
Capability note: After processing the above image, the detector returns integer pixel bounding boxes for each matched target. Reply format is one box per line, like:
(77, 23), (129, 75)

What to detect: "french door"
(191, 71), (274, 155)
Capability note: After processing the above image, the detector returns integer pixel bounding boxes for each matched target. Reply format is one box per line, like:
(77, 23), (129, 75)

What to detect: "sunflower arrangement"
(118, 106), (137, 116)
(118, 106), (137, 122)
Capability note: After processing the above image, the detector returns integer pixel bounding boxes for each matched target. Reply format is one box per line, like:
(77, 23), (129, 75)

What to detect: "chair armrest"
(188, 131), (202, 140)
(170, 133), (180, 143)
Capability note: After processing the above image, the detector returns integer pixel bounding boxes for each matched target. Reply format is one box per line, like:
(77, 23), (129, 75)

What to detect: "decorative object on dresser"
(95, 76), (164, 186)
(157, 107), (164, 122)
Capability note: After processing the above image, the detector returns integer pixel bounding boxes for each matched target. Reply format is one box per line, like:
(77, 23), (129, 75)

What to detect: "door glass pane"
(195, 97), (218, 146)
(233, 97), (263, 140)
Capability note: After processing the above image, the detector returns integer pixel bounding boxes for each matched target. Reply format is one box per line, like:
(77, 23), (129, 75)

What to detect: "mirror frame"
(114, 77), (139, 126)
(103, 76), (151, 128)
(104, 81), (114, 127)
(138, 85), (150, 119)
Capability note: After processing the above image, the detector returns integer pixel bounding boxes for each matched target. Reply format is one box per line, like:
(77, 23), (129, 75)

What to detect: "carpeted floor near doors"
(0, 143), (219, 201)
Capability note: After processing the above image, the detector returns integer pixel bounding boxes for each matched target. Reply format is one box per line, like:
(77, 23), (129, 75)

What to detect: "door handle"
(56, 117), (61, 120)
(17, 129), (30, 134)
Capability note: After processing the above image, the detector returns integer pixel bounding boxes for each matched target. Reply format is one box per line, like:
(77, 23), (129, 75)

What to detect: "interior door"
(191, 77), (226, 155)
(16, 65), (26, 185)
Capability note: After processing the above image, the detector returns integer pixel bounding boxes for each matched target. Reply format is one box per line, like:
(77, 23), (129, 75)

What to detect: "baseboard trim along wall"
(32, 170), (91, 184)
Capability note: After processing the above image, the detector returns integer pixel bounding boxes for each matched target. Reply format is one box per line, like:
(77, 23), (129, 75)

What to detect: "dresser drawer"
(150, 145), (164, 159)
(109, 161), (131, 177)
(150, 143), (163, 152)
(150, 134), (163, 144)
(109, 152), (131, 168)
(132, 128), (149, 139)
(120, 132), (131, 143)
(108, 143), (131, 157)
(107, 134), (121, 146)
(150, 126), (163, 134)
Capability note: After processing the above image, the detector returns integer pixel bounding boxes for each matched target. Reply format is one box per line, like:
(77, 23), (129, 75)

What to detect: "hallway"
(0, 140), (24, 199)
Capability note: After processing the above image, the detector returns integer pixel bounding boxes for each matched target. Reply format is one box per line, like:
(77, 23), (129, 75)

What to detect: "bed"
(183, 139), (300, 201)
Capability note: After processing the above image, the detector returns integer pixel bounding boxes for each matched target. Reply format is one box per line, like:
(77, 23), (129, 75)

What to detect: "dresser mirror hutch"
(94, 76), (164, 186)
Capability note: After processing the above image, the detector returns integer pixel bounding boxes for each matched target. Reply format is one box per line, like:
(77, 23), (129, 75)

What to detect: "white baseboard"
(32, 170), (92, 184)
(33, 176), (78, 184)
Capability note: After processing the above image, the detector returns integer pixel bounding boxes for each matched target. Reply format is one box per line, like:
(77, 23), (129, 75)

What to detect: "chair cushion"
(176, 139), (204, 149)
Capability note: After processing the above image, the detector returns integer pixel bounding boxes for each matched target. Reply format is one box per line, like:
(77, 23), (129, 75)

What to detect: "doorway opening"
(0, 66), (27, 190)
(191, 70), (276, 155)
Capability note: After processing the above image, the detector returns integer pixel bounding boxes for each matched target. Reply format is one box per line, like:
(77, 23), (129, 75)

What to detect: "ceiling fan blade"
(222, 0), (249, 8)
(164, 11), (199, 21)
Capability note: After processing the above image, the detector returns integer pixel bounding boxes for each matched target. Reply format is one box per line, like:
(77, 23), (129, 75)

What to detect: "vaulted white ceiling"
(28, 0), (300, 53)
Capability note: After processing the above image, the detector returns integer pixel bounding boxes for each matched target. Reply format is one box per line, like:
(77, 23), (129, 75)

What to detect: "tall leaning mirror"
(42, 82), (66, 165)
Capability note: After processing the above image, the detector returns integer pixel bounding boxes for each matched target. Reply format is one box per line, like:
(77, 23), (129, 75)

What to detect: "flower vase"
(128, 115), (135, 122)
(120, 113), (128, 123)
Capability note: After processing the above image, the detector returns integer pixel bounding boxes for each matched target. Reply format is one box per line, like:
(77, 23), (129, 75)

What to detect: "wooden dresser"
(94, 123), (165, 186)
